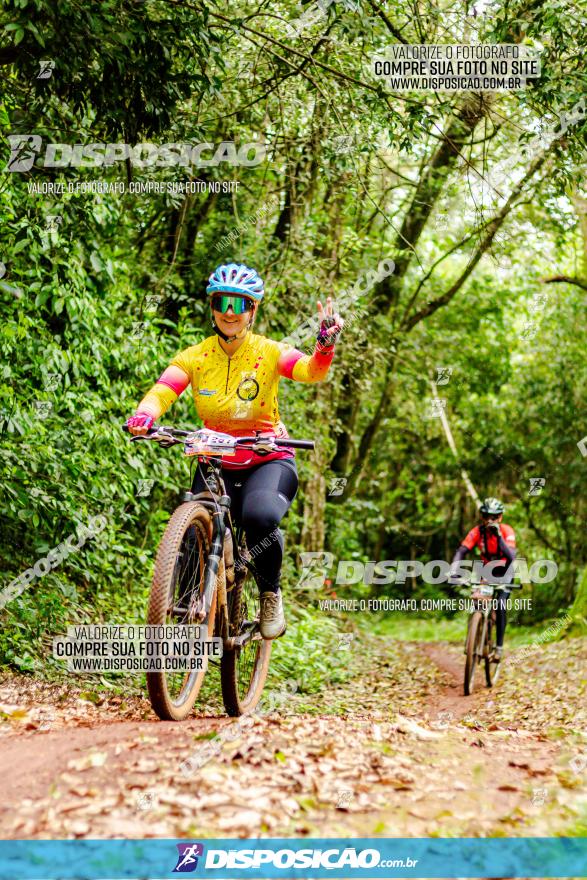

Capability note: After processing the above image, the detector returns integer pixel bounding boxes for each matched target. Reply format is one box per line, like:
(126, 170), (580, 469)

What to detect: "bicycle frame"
(124, 423), (315, 719)
(464, 584), (491, 650)
(125, 423), (314, 647)
(183, 458), (244, 643)
(464, 581), (519, 654)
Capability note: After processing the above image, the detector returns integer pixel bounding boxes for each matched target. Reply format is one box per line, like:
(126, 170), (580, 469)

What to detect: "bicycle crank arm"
(225, 626), (261, 650)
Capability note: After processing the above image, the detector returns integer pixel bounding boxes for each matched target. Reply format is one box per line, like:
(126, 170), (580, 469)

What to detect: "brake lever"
(252, 440), (277, 455)
(130, 429), (175, 447)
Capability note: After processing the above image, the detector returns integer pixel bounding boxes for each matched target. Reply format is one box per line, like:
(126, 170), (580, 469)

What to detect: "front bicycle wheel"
(220, 540), (272, 717)
(485, 613), (501, 687)
(464, 611), (484, 696)
(146, 502), (218, 721)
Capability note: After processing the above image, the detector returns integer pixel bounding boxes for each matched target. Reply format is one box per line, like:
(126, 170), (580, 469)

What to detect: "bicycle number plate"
(184, 431), (237, 457)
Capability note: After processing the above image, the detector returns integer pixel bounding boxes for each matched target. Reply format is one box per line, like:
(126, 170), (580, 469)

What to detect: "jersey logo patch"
(198, 388), (217, 396)
(237, 376), (260, 401)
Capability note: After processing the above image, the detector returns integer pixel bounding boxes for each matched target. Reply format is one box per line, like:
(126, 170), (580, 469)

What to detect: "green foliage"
(269, 602), (354, 694)
(1, 0), (586, 678)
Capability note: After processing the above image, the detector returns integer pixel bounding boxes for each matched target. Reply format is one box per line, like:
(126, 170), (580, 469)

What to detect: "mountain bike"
(123, 425), (314, 721)
(462, 579), (522, 696)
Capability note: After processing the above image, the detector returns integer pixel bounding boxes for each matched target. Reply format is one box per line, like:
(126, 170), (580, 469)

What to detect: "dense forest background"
(1, 0), (586, 674)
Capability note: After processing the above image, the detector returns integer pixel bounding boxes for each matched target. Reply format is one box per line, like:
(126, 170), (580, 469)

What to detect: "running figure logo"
(4, 135), (43, 172)
(173, 843), (204, 873)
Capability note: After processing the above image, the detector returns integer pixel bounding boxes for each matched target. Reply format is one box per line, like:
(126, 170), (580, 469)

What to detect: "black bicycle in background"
(461, 579), (522, 695)
(124, 425), (314, 720)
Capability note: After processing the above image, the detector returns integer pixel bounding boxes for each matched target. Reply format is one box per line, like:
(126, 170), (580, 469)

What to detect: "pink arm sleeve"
(156, 365), (190, 396)
(277, 348), (305, 379)
(136, 365), (190, 420)
(277, 343), (334, 383)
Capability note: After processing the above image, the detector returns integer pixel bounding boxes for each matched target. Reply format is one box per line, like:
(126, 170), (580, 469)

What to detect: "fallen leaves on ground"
(0, 637), (584, 840)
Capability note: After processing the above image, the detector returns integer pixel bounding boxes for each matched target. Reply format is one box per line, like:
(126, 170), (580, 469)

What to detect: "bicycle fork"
(192, 494), (231, 633)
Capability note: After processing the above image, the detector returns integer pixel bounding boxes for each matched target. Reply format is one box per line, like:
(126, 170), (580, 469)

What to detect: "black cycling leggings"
(191, 458), (299, 594)
(495, 589), (510, 647)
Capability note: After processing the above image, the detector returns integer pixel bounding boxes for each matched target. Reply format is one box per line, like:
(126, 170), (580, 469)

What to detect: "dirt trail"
(0, 637), (585, 839)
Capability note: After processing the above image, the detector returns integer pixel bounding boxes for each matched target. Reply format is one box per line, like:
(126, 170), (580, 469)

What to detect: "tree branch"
(207, 10), (385, 95)
(401, 144), (554, 332)
(372, 93), (494, 309)
(540, 274), (587, 291)
(522, 500), (564, 555)
(366, 0), (408, 43)
(399, 214), (498, 327)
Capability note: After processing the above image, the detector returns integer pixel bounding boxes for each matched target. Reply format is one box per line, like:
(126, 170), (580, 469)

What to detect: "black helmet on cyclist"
(480, 497), (505, 515)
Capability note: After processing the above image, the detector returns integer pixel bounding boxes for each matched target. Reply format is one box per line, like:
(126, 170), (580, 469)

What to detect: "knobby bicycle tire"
(464, 610), (484, 696)
(485, 613), (501, 688)
(147, 502), (218, 721)
(220, 539), (272, 717)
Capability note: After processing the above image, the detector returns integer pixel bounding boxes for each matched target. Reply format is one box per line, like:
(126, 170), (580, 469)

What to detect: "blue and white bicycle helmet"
(206, 263), (264, 301)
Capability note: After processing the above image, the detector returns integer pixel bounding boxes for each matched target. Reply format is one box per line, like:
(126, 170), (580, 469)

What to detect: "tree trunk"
(330, 373), (359, 475)
(373, 93), (493, 311)
(342, 144), (552, 485)
(299, 446), (327, 552)
(299, 382), (331, 551)
(567, 567), (587, 636)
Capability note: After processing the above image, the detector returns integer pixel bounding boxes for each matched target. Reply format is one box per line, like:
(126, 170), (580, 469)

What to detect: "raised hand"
(316, 296), (344, 348)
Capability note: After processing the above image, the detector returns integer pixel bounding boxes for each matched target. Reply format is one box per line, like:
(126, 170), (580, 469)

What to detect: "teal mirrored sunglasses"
(210, 294), (255, 314)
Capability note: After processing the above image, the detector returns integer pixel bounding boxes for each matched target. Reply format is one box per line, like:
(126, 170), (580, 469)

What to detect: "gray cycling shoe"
(492, 645), (504, 662)
(259, 589), (286, 640)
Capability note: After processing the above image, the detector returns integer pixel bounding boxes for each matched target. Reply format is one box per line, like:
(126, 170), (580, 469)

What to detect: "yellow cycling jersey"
(138, 331), (334, 437)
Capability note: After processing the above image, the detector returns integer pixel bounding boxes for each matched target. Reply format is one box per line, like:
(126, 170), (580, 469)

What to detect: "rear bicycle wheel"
(220, 538), (272, 717)
(485, 613), (501, 687)
(147, 502), (218, 721)
(464, 611), (484, 696)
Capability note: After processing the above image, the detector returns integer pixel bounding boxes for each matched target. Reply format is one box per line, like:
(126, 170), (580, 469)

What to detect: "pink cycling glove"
(126, 412), (154, 430)
(316, 315), (343, 351)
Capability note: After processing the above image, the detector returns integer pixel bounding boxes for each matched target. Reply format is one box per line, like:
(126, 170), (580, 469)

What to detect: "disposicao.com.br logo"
(4, 135), (267, 172)
(200, 846), (417, 871)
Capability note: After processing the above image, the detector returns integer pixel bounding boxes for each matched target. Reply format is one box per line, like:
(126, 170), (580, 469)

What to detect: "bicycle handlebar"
(122, 424), (315, 451)
(122, 425), (191, 438)
(465, 581), (523, 590)
(122, 425), (154, 435)
(233, 435), (315, 450)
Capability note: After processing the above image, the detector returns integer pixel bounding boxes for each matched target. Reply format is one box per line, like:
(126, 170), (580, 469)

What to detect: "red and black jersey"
(461, 523), (516, 565)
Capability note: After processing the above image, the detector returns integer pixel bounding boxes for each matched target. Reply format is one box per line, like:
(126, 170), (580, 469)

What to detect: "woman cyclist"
(126, 263), (344, 639)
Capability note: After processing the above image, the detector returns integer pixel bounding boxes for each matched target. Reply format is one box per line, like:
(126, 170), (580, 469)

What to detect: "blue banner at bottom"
(0, 837), (585, 879)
